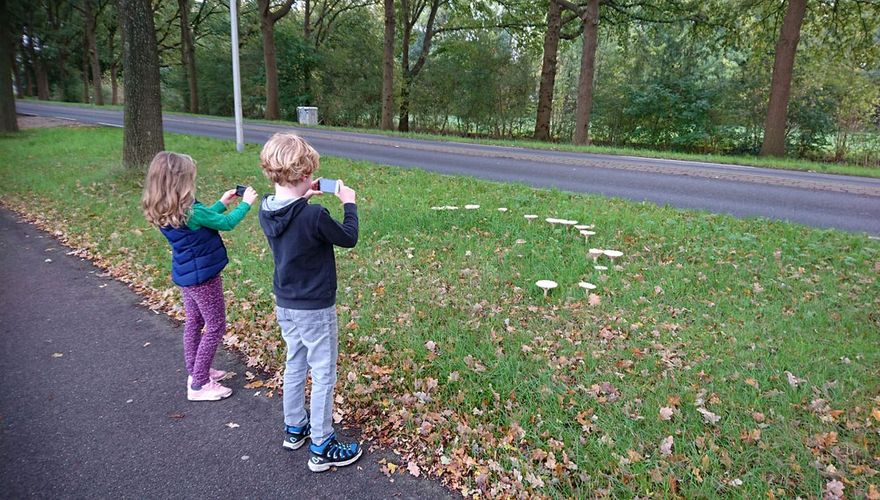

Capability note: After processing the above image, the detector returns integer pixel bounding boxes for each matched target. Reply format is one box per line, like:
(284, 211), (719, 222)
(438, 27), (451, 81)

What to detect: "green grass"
(1, 127), (878, 497)
(19, 97), (880, 178)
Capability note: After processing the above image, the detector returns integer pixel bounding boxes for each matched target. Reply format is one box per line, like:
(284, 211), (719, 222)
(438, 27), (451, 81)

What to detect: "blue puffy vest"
(159, 225), (228, 287)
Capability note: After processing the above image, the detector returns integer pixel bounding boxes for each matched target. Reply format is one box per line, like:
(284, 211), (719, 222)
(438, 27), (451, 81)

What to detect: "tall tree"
(381, 0), (395, 130)
(760, 0), (806, 157)
(178, 0), (198, 113)
(398, 0), (443, 132)
(553, 0), (599, 145)
(74, 0), (107, 105)
(257, 0), (296, 120)
(119, 0), (164, 168)
(533, 0), (563, 141)
(0, 0), (19, 132)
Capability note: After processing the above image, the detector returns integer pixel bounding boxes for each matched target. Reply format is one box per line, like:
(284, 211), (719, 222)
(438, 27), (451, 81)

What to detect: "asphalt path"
(0, 208), (451, 499)
(15, 100), (880, 235)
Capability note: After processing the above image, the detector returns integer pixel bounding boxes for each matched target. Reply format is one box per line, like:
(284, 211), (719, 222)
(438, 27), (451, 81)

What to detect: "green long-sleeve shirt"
(187, 199), (251, 231)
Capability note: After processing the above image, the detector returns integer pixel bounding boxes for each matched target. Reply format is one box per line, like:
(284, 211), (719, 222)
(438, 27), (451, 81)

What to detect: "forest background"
(7, 0), (880, 166)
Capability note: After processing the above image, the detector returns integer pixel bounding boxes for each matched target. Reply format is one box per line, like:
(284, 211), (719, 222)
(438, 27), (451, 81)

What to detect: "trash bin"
(297, 106), (318, 125)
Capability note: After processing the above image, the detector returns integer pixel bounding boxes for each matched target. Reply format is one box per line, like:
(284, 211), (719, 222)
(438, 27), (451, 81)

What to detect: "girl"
(142, 151), (258, 401)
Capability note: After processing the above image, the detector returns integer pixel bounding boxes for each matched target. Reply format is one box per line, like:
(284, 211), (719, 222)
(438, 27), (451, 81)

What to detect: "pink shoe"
(187, 380), (233, 401)
(187, 368), (229, 387)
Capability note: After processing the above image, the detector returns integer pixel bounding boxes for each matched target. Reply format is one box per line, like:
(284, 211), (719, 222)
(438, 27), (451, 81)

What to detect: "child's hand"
(336, 180), (356, 204)
(242, 186), (258, 205)
(304, 179), (323, 200)
(220, 189), (238, 207)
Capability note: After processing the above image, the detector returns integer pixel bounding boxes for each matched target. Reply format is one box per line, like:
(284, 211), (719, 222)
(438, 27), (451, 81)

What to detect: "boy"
(258, 132), (361, 472)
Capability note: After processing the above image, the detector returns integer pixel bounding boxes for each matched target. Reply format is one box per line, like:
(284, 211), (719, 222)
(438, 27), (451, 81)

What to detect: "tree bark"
(258, 0), (295, 120)
(573, 0), (599, 145)
(178, 0), (198, 113)
(84, 0), (104, 105)
(380, 0), (395, 130)
(119, 0), (164, 169)
(81, 38), (90, 103)
(534, 0), (562, 141)
(398, 0), (441, 132)
(0, 0), (19, 132)
(11, 37), (24, 99)
(760, 0), (807, 157)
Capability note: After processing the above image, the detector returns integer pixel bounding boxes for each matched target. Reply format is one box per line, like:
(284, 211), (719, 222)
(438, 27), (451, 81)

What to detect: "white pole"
(230, 0), (244, 153)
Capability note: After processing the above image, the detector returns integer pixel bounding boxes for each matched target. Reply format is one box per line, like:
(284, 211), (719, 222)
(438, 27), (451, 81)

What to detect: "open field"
(1, 126), (878, 497)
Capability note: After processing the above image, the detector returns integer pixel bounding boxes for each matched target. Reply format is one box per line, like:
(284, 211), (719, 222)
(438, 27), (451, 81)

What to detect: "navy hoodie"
(259, 195), (358, 310)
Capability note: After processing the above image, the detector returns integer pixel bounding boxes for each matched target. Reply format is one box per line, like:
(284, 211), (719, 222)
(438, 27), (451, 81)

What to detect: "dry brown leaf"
(659, 407), (675, 421)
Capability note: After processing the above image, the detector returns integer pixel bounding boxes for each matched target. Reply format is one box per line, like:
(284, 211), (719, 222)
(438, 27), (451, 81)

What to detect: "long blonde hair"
(142, 151), (197, 228)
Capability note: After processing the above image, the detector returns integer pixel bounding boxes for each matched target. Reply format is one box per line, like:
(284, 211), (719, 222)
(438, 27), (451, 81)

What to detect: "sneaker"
(283, 422), (311, 450)
(308, 433), (362, 472)
(187, 368), (229, 387)
(187, 380), (233, 401)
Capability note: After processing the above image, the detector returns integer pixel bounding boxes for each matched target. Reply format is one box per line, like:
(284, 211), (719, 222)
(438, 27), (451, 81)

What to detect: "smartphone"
(235, 185), (247, 197)
(318, 178), (339, 194)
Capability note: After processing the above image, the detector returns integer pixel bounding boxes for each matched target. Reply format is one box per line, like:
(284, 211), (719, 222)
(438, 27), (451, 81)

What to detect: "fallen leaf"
(659, 407), (675, 421)
(867, 485), (879, 500)
(824, 479), (844, 500)
(407, 461), (421, 477)
(225, 422), (240, 429)
(51, 352), (64, 358)
(872, 408), (880, 422)
(785, 371), (806, 388)
(660, 436), (674, 457)
(588, 293), (601, 306)
(697, 407), (721, 425)
(244, 380), (264, 389)
(744, 377), (759, 388)
(425, 340), (437, 352)
(168, 412), (185, 419)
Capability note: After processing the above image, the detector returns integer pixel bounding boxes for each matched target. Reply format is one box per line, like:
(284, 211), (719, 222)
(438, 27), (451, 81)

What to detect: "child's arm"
(316, 204), (358, 248)
(189, 188), (258, 231)
(189, 202), (251, 231)
(208, 200), (228, 213)
(210, 189), (240, 213)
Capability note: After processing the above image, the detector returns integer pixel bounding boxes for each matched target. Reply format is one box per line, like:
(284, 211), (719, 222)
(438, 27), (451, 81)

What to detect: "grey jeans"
(276, 305), (338, 444)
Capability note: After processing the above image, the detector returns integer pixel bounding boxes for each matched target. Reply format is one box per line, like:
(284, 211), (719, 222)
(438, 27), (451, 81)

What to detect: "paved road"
(0, 208), (451, 499)
(15, 100), (880, 235)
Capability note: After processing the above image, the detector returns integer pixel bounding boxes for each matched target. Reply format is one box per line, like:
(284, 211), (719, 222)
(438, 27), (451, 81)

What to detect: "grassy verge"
(18, 97), (880, 179)
(1, 127), (878, 497)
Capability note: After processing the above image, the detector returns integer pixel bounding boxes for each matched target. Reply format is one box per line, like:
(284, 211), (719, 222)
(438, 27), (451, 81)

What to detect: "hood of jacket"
(258, 195), (306, 237)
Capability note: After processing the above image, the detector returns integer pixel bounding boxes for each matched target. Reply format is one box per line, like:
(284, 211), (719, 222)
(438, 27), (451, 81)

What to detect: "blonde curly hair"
(260, 132), (319, 186)
(141, 151), (197, 228)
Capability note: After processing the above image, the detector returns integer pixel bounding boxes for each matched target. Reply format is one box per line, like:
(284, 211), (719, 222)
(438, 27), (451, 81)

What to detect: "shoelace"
(327, 440), (356, 459)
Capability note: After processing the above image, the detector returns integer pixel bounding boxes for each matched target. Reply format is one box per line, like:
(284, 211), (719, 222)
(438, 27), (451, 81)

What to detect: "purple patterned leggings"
(180, 275), (226, 388)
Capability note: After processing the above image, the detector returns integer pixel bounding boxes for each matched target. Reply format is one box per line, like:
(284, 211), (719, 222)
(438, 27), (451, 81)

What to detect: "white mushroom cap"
(594, 265), (608, 271)
(497, 207), (508, 212)
(430, 206), (444, 210)
(560, 220), (578, 226)
(588, 248), (604, 255)
(465, 204), (480, 209)
(545, 217), (563, 224)
(445, 206), (459, 210)
(524, 214), (538, 220)
(578, 282), (597, 290)
(574, 225), (589, 230)
(580, 230), (596, 236)
(535, 280), (558, 290)
(603, 250), (623, 258)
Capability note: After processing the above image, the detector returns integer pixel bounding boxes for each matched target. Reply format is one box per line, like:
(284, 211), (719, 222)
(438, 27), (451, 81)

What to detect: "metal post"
(230, 0), (244, 153)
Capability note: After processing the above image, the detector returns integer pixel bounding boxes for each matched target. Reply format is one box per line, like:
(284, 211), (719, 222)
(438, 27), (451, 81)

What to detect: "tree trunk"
(258, 0), (295, 120)
(398, 0), (411, 132)
(304, 0), (312, 41)
(380, 0), (394, 130)
(573, 0), (599, 145)
(110, 62), (119, 104)
(35, 57), (50, 100)
(534, 0), (562, 141)
(760, 0), (807, 157)
(82, 37), (90, 103)
(84, 0), (104, 105)
(11, 38), (24, 99)
(0, 0), (19, 133)
(119, 0), (164, 169)
(178, 0), (198, 113)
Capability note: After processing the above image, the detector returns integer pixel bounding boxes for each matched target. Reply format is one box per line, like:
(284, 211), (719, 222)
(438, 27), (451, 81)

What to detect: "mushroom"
(579, 230), (596, 243)
(524, 214), (538, 223)
(465, 204), (480, 209)
(545, 217), (562, 224)
(445, 206), (459, 210)
(588, 248), (604, 262)
(578, 282), (597, 294)
(574, 225), (589, 230)
(497, 207), (508, 212)
(535, 280), (558, 298)
(560, 219), (578, 226)
(593, 265), (608, 271)
(603, 249), (623, 263)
